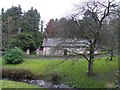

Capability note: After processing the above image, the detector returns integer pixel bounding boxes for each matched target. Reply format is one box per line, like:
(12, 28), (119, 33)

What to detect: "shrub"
(2, 68), (40, 80)
(49, 72), (61, 84)
(4, 47), (24, 64)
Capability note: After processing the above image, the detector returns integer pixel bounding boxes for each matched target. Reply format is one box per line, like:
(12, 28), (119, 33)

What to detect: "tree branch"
(72, 56), (82, 65)
(67, 50), (89, 61)
(72, 18), (91, 39)
(48, 55), (76, 68)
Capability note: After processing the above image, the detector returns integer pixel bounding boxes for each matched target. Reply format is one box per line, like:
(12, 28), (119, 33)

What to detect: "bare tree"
(70, 0), (117, 75)
(50, 0), (117, 76)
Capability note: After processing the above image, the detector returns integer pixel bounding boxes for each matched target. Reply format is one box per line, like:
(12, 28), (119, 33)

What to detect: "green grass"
(0, 80), (39, 88)
(1, 57), (118, 88)
(0, 58), (2, 67)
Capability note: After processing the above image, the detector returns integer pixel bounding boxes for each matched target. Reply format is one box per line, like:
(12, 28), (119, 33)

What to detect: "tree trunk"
(109, 49), (113, 61)
(88, 60), (94, 75)
(88, 40), (95, 76)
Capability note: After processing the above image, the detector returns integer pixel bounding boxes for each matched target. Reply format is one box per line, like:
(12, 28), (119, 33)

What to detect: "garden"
(0, 47), (118, 88)
(1, 0), (119, 89)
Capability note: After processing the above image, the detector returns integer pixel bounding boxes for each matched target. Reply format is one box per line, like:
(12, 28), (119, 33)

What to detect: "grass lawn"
(0, 80), (40, 88)
(0, 58), (2, 67)
(1, 57), (118, 88)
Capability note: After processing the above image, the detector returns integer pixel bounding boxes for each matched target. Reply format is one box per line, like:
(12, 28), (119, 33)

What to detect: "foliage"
(45, 18), (80, 38)
(11, 33), (36, 51)
(21, 7), (42, 48)
(4, 47), (24, 64)
(2, 68), (40, 80)
(2, 5), (22, 50)
(23, 7), (40, 32)
(49, 72), (61, 84)
(45, 19), (56, 38)
(2, 6), (43, 51)
(2, 57), (118, 88)
(31, 32), (43, 48)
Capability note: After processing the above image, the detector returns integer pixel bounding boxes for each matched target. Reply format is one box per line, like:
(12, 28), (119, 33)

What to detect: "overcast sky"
(0, 0), (119, 23)
(0, 0), (83, 23)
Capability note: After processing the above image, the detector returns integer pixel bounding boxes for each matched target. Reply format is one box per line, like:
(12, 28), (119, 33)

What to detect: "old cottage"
(42, 38), (91, 56)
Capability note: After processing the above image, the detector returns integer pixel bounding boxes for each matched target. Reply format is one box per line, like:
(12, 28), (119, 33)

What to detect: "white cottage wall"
(43, 47), (52, 55)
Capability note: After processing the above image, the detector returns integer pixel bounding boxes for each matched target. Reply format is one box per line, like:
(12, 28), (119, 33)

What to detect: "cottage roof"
(42, 38), (61, 47)
(42, 38), (89, 47)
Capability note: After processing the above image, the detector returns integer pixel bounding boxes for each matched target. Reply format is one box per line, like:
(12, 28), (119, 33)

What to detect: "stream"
(21, 79), (71, 88)
(3, 78), (80, 89)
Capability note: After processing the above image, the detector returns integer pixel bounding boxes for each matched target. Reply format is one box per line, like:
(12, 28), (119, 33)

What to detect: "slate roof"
(42, 38), (61, 47)
(42, 38), (89, 47)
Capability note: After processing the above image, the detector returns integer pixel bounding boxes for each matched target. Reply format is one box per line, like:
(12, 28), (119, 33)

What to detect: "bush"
(4, 47), (24, 64)
(49, 72), (61, 84)
(2, 68), (40, 80)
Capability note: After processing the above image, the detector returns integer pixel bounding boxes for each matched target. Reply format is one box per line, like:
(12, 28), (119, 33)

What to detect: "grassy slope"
(1, 57), (118, 88)
(0, 58), (2, 67)
(0, 80), (39, 88)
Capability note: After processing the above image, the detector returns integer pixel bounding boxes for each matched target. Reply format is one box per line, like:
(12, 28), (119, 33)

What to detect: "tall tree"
(45, 19), (56, 38)
(2, 6), (43, 51)
(72, 0), (117, 75)
(21, 7), (42, 48)
(45, 18), (80, 38)
(2, 5), (22, 50)
(22, 7), (40, 33)
(56, 0), (117, 76)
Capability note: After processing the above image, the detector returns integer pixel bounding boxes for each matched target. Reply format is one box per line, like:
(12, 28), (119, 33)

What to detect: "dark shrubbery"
(49, 72), (61, 84)
(4, 47), (24, 64)
(11, 33), (37, 52)
(2, 68), (40, 80)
